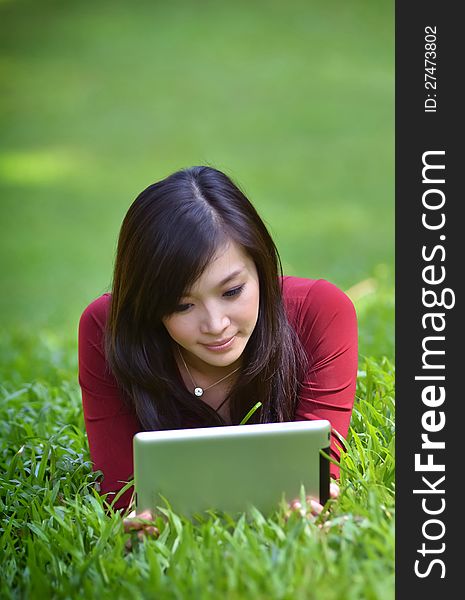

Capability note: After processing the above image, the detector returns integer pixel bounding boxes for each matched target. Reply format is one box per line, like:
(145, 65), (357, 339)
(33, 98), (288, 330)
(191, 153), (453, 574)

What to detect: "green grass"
(0, 0), (393, 332)
(0, 326), (394, 599)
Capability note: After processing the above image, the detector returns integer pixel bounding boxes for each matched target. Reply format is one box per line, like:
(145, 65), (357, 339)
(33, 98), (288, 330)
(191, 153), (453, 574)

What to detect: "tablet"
(133, 419), (331, 517)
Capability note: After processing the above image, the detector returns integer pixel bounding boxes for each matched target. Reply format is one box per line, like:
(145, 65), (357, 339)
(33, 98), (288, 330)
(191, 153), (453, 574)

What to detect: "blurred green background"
(0, 0), (394, 363)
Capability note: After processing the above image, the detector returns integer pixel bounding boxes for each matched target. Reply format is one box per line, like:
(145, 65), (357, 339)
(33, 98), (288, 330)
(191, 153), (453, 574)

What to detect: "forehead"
(189, 240), (255, 291)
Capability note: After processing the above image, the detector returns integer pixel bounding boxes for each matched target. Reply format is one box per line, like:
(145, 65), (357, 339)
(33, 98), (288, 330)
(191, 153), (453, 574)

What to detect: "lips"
(202, 336), (236, 350)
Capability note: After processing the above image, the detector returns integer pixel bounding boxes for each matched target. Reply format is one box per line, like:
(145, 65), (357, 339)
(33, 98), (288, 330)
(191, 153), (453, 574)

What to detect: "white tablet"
(133, 420), (331, 517)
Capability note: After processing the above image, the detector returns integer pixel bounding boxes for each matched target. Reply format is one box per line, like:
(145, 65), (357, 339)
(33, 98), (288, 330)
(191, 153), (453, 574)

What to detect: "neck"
(175, 344), (237, 415)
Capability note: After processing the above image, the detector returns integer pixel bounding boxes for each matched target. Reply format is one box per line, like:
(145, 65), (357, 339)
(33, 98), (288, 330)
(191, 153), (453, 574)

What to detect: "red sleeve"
(78, 294), (141, 512)
(283, 278), (358, 480)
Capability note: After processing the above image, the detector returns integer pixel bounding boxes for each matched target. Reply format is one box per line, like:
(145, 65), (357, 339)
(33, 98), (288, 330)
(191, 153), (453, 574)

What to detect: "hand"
(122, 509), (159, 551)
(287, 482), (340, 519)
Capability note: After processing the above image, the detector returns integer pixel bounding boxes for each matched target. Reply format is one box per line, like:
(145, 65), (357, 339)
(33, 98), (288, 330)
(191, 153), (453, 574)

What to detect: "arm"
(78, 295), (141, 511)
(287, 278), (358, 479)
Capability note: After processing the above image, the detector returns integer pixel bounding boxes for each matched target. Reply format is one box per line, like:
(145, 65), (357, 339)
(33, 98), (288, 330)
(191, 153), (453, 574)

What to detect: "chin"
(203, 347), (245, 367)
(207, 353), (241, 367)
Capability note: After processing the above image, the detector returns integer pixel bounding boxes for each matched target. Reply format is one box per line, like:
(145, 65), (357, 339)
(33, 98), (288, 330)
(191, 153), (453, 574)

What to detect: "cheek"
(162, 317), (189, 343)
(239, 287), (260, 327)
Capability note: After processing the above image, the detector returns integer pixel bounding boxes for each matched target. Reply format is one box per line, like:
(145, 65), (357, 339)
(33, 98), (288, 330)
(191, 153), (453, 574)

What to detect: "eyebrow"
(219, 268), (244, 286)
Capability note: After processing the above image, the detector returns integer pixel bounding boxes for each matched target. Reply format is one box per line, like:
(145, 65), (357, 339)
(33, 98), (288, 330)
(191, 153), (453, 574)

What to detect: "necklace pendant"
(194, 387), (204, 397)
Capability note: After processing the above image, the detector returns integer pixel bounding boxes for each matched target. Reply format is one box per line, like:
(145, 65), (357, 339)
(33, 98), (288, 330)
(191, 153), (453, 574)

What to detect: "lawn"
(0, 343), (394, 599)
(0, 0), (394, 598)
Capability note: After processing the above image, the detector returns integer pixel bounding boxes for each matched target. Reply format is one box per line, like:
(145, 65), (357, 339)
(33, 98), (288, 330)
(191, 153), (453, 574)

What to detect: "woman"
(78, 165), (358, 538)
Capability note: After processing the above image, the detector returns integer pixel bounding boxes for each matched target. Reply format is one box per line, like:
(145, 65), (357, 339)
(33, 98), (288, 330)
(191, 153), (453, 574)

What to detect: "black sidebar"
(396, 2), (461, 596)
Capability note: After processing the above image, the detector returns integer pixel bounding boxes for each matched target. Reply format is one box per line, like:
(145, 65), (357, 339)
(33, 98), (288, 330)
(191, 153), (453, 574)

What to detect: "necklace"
(177, 346), (240, 398)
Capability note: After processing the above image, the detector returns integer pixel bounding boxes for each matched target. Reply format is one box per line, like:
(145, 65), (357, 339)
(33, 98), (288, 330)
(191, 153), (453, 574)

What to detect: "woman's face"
(162, 240), (260, 374)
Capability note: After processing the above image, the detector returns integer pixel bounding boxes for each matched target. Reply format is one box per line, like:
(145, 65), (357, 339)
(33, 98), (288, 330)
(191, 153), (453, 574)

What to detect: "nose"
(199, 304), (231, 335)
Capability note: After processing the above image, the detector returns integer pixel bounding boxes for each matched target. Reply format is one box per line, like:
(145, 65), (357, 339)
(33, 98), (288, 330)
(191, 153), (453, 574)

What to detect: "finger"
(135, 527), (159, 541)
(123, 519), (145, 533)
(123, 520), (138, 533)
(306, 497), (323, 515)
(123, 510), (155, 532)
(126, 524), (159, 539)
(329, 482), (340, 499)
(142, 525), (159, 538)
(138, 509), (154, 520)
(286, 500), (306, 520)
(289, 499), (302, 511)
(288, 497), (323, 517)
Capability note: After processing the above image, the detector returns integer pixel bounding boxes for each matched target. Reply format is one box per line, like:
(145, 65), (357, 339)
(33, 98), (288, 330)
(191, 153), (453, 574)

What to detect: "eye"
(174, 303), (193, 313)
(223, 284), (244, 298)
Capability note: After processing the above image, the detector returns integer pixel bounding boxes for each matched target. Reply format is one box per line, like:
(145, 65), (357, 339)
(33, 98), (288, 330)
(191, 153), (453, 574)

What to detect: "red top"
(78, 277), (358, 510)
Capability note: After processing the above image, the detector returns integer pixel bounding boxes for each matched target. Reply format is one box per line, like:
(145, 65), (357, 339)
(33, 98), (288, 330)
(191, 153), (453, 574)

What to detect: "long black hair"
(104, 166), (308, 429)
